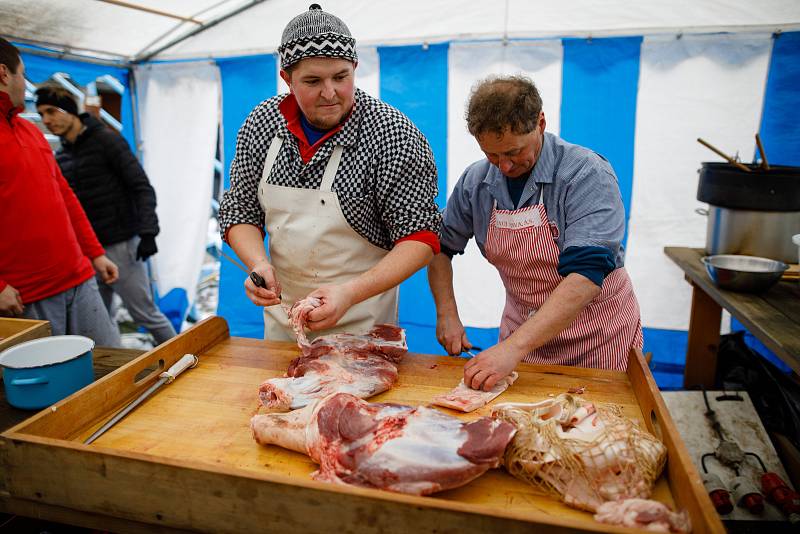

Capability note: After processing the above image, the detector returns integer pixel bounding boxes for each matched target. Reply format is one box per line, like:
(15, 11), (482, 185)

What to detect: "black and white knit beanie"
(278, 4), (357, 70)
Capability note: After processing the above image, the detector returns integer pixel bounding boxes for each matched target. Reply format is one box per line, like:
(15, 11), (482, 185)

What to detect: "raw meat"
(258, 323), (408, 411)
(594, 499), (691, 532)
(251, 392), (518, 495)
(493, 393), (667, 512)
(432, 372), (518, 412)
(258, 350), (399, 411)
(286, 296), (322, 347)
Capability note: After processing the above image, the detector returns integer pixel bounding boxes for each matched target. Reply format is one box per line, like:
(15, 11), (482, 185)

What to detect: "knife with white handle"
(84, 354), (198, 445)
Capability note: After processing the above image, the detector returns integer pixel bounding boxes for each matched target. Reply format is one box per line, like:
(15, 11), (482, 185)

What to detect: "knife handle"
(160, 353), (198, 383)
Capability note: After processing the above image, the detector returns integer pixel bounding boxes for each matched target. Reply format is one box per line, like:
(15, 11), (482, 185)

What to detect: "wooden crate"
(0, 317), (723, 533)
(0, 318), (51, 354)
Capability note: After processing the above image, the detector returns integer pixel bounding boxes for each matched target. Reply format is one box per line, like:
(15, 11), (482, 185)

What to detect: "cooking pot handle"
(695, 208), (709, 216)
(11, 376), (49, 386)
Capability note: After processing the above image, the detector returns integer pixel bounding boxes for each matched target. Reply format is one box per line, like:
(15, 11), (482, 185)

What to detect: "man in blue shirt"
(429, 75), (642, 390)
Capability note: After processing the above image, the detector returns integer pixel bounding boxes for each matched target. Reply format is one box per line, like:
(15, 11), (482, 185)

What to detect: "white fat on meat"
(251, 392), (517, 495)
(258, 323), (408, 412)
(259, 351), (398, 411)
(594, 498), (691, 532)
(432, 372), (518, 412)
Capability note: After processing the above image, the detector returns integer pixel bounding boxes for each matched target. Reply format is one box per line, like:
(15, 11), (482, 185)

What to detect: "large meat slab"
(258, 323), (407, 411)
(252, 392), (517, 495)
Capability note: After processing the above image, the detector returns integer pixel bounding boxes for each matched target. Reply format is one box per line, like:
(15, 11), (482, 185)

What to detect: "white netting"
(493, 393), (667, 512)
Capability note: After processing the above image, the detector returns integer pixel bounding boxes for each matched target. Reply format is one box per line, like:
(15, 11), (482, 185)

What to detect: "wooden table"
(0, 317), (723, 533)
(664, 247), (800, 388)
(0, 346), (145, 531)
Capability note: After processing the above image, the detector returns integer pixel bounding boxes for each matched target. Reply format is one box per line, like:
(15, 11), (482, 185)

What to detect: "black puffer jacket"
(56, 114), (159, 246)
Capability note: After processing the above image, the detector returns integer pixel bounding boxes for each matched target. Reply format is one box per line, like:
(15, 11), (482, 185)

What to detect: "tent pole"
(134, 0), (267, 63)
(95, 0), (202, 24)
(13, 40), (130, 67)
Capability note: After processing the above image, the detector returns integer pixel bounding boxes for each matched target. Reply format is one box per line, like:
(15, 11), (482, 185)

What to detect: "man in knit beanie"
(219, 4), (442, 341)
(34, 85), (176, 346)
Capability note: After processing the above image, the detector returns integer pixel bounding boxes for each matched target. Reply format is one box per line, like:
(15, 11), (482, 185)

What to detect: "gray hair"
(466, 75), (543, 137)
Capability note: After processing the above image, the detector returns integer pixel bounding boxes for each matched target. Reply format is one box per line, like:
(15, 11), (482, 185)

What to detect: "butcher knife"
(84, 353), (198, 445)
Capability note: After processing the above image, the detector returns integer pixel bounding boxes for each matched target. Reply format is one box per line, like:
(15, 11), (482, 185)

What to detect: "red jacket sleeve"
(395, 230), (440, 255)
(56, 166), (105, 260)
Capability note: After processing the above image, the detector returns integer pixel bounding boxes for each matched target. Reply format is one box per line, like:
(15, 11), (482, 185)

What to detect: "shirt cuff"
(557, 245), (616, 287)
(440, 244), (464, 259)
(395, 230), (440, 255)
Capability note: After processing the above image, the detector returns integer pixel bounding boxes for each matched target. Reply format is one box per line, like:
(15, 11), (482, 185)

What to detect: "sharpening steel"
(84, 353), (199, 445)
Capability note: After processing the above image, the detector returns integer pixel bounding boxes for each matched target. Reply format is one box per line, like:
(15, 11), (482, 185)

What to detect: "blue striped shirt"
(441, 132), (627, 269)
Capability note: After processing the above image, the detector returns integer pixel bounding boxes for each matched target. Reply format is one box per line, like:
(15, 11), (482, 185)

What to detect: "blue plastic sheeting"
(760, 31), (800, 167)
(158, 287), (188, 334)
(642, 327), (688, 390)
(560, 37), (642, 246)
(730, 318), (792, 373)
(216, 54), (277, 338)
(20, 51), (136, 151)
(378, 43), (449, 354)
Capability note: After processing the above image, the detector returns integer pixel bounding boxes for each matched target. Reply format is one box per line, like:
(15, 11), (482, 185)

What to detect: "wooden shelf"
(665, 247), (800, 385)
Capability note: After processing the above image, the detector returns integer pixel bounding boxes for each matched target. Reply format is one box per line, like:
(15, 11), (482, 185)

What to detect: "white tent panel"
(3, 1), (799, 61)
(135, 61), (221, 315)
(625, 33), (772, 330)
(0, 0), (250, 59)
(159, 0), (800, 60)
(447, 40), (563, 329)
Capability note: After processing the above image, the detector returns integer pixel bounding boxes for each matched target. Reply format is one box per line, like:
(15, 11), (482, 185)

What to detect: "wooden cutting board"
(77, 336), (673, 523)
(1, 317), (723, 533)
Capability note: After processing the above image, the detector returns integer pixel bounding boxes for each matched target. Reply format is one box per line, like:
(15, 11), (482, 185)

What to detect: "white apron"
(484, 188), (643, 370)
(257, 136), (398, 341)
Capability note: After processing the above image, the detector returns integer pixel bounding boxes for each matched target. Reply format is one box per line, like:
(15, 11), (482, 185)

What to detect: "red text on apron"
(484, 193), (643, 370)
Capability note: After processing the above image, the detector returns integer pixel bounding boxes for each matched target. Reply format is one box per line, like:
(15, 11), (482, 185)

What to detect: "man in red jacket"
(0, 38), (121, 346)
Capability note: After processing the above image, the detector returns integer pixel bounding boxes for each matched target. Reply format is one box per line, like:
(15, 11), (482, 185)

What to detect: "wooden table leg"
(683, 284), (722, 388)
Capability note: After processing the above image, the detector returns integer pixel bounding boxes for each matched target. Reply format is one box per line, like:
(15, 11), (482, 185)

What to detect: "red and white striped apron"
(484, 188), (643, 370)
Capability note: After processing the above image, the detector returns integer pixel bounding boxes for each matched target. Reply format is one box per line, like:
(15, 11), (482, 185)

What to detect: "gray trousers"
(99, 237), (177, 345)
(24, 277), (121, 347)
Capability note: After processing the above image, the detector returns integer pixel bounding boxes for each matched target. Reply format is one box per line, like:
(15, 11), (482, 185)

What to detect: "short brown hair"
(0, 37), (21, 74)
(466, 75), (543, 137)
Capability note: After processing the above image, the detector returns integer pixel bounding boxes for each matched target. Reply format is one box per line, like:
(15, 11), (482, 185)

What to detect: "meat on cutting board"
(432, 372), (518, 412)
(493, 394), (667, 512)
(251, 392), (517, 495)
(258, 323), (408, 411)
(594, 498), (691, 532)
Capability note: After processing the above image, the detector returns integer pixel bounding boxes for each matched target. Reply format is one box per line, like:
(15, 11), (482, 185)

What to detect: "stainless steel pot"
(697, 206), (800, 263)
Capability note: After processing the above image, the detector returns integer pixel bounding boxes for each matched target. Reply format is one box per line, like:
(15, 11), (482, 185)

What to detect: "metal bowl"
(701, 255), (788, 293)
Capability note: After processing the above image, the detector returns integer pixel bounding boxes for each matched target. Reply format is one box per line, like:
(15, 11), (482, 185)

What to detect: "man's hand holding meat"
(464, 343), (523, 391)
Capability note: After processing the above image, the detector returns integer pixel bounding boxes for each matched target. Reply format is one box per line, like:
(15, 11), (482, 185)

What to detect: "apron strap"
(320, 145), (344, 192)
(537, 184), (544, 205)
(261, 136), (284, 182)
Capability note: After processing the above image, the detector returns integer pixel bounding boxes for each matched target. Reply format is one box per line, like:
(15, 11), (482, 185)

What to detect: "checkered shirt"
(219, 88), (441, 250)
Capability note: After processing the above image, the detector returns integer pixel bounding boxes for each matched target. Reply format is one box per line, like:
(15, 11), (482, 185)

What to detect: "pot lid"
(0, 335), (95, 369)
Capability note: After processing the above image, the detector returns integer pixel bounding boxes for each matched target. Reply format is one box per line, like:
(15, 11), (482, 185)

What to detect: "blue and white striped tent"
(5, 1), (800, 386)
